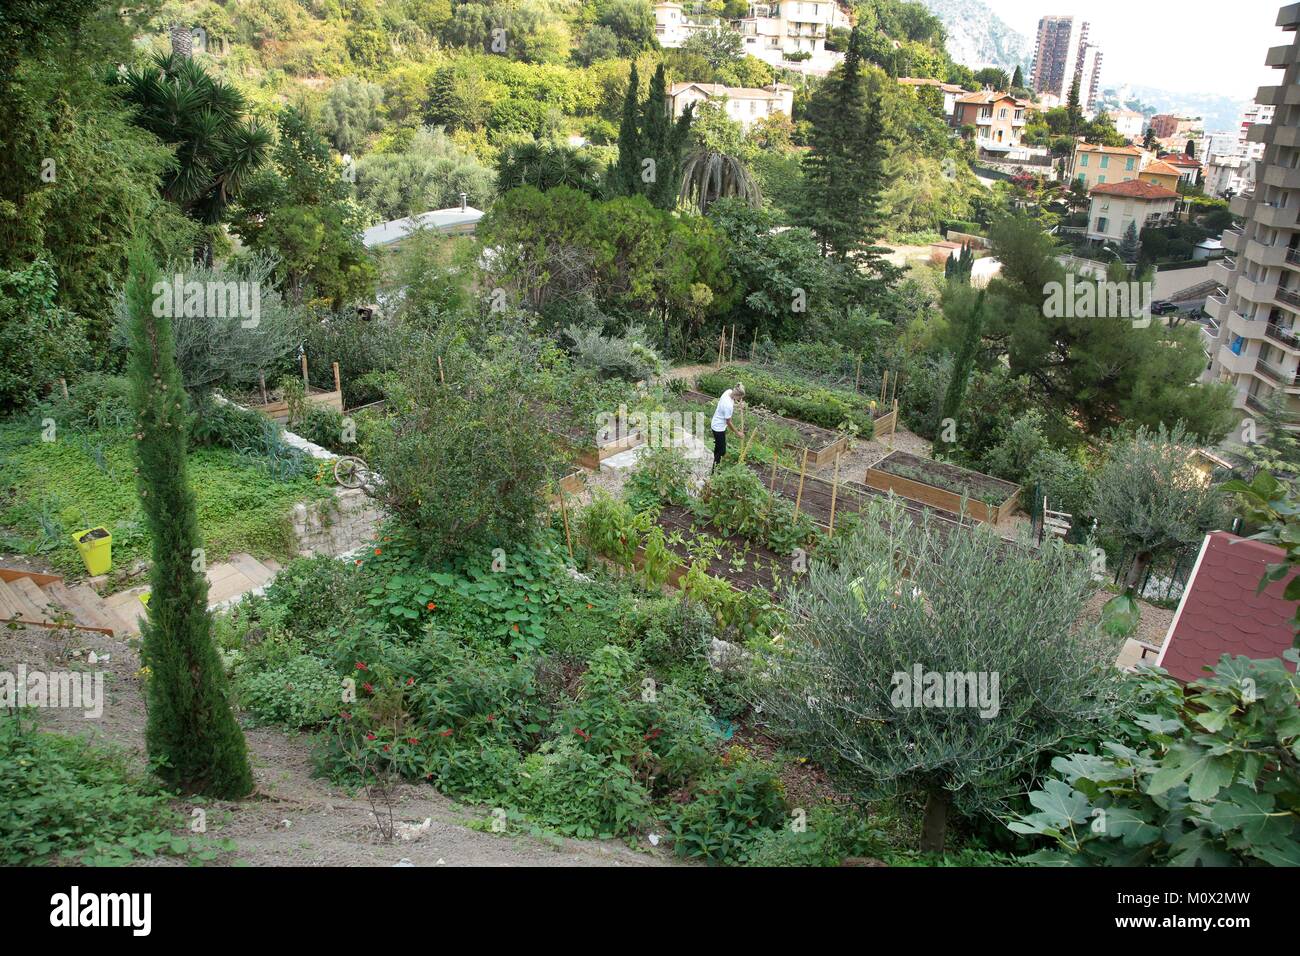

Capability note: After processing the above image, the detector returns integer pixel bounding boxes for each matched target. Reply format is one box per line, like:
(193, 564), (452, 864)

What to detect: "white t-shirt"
(711, 390), (735, 432)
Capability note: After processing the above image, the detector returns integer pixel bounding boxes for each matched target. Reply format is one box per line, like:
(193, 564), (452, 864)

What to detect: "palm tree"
(116, 53), (271, 258)
(678, 149), (762, 214)
(495, 142), (603, 196)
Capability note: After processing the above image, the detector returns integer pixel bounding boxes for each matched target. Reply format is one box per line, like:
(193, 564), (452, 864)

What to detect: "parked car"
(1150, 300), (1179, 315)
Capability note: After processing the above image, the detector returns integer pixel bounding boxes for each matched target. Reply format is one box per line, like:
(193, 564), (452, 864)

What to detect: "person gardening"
(710, 382), (745, 470)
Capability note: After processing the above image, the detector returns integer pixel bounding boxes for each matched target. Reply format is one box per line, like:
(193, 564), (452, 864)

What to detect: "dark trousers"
(712, 428), (726, 468)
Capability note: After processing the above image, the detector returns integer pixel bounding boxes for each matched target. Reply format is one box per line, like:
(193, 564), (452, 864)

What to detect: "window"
(1125, 157), (1135, 171)
(1096, 217), (1109, 233)
(1100, 156), (1109, 168)
(1098, 175), (1106, 183)
(1080, 154), (1089, 167)
(999, 107), (1007, 118)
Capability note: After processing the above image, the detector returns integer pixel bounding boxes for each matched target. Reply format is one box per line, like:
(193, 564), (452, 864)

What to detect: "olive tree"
(1091, 423), (1228, 630)
(754, 499), (1123, 853)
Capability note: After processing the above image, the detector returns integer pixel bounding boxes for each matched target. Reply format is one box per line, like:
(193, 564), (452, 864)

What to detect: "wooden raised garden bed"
(249, 356), (344, 424)
(626, 505), (791, 595)
(864, 451), (1021, 525)
(679, 390), (847, 468)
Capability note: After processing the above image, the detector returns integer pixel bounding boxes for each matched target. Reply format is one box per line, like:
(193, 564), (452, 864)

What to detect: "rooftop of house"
(1141, 160), (1183, 177)
(1159, 153), (1202, 168)
(1074, 142), (1145, 156)
(955, 90), (1030, 107)
(1155, 531), (1299, 684)
(897, 77), (970, 94)
(668, 82), (793, 100)
(362, 206), (484, 248)
(1090, 179), (1181, 200)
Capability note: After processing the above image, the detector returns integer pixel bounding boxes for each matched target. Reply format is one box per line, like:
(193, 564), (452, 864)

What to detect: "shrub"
(696, 365), (876, 434)
(624, 445), (696, 512)
(742, 804), (881, 867)
(563, 323), (664, 382)
(0, 259), (90, 413)
(513, 739), (652, 838)
(671, 746), (787, 864)
(0, 716), (213, 865)
(236, 654), (338, 728)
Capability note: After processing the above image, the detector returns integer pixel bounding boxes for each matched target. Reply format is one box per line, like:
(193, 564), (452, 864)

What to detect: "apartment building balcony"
(1266, 322), (1300, 352)
(1218, 343), (1257, 375)
(1230, 194), (1253, 217)
(1258, 84), (1283, 106)
(1263, 164), (1300, 190)
(1252, 356), (1296, 387)
(1244, 237), (1288, 268)
(1280, 3), (1300, 30)
(1226, 309), (1269, 339)
(1245, 391), (1300, 428)
(1267, 44), (1296, 68)
(1235, 273), (1274, 302)
(1201, 322), (1219, 356)
(1205, 290), (1229, 325)
(1276, 285), (1300, 310)
(1223, 226), (1244, 253)
(1288, 246), (1300, 268)
(1210, 257), (1237, 287)
(1287, 86), (1300, 105)
(1254, 201), (1295, 228)
(1272, 126), (1300, 149)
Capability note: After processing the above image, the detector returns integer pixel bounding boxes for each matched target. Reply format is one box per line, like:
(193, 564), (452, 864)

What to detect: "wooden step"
(228, 552), (276, 588)
(103, 587), (150, 638)
(0, 579), (44, 623)
(9, 577), (53, 618)
(205, 563), (257, 606)
(39, 582), (117, 636)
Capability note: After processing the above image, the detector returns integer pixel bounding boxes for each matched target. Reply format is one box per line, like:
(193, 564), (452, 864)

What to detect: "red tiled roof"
(1159, 153), (1202, 168)
(1141, 160), (1182, 177)
(1090, 179), (1180, 199)
(1156, 532), (1299, 683)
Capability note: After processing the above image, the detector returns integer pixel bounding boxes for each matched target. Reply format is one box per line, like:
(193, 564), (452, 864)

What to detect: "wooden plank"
(0, 567), (63, 587)
(228, 552), (276, 588)
(0, 580), (42, 622)
(42, 582), (116, 636)
(9, 577), (53, 618)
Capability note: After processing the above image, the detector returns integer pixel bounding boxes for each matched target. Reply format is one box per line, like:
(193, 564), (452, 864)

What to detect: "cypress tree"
(612, 62), (642, 198)
(1066, 76), (1082, 134)
(941, 289), (986, 426)
(126, 241), (254, 799)
(1119, 221), (1140, 263)
(1011, 65), (1024, 89)
(639, 64), (692, 210)
(798, 27), (886, 262)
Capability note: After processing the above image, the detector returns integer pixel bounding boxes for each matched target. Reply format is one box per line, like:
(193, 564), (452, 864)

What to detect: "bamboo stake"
(828, 455), (841, 539)
(879, 370), (889, 408)
(793, 448), (809, 520)
(59, 377), (69, 400)
(437, 355), (445, 385)
(301, 353), (310, 390)
(854, 356), (862, 393)
(332, 361), (341, 395)
(717, 330), (726, 367)
(558, 489), (574, 563)
(729, 324), (736, 362)
(259, 372), (268, 405)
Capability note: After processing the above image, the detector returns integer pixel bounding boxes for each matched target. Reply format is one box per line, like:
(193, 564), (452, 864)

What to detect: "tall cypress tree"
(798, 27), (886, 262)
(1011, 65), (1024, 89)
(126, 241), (254, 799)
(941, 289), (986, 427)
(1066, 76), (1082, 134)
(611, 62), (642, 198)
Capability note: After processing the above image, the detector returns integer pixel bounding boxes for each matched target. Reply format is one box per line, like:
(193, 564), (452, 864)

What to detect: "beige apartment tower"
(1206, 3), (1300, 430)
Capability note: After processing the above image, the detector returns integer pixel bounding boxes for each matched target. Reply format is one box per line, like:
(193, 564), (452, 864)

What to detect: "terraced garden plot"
(649, 504), (793, 595)
(676, 390), (847, 468)
(866, 451), (1021, 525)
(696, 365), (897, 439)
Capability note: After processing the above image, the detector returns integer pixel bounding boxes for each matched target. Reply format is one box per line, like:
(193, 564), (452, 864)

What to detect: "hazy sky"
(982, 0), (1285, 98)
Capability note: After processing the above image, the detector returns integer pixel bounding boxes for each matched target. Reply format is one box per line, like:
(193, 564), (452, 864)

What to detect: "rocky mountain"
(917, 0), (1031, 72)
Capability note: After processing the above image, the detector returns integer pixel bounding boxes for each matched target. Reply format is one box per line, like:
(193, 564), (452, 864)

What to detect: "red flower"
(365, 733), (376, 741)
(487, 714), (496, 722)
(374, 547), (383, 555)
(355, 662), (367, 671)
(354, 559), (363, 566)
(406, 677), (415, 686)
(407, 737), (420, 745)
(383, 744), (390, 752)
(427, 602), (437, 610)
(440, 728), (454, 737)
(363, 682), (373, 693)
(644, 727), (662, 741)
(340, 711), (352, 720)
(511, 624), (519, 632)
(573, 727), (590, 741)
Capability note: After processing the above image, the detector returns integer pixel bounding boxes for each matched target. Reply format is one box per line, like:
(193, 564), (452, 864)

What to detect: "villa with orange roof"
(1085, 179), (1181, 244)
(950, 91), (1031, 150)
(1138, 160), (1183, 192)
(1068, 141), (1148, 191)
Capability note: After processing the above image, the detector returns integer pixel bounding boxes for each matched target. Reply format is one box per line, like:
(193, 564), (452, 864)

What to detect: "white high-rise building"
(1030, 15), (1102, 112)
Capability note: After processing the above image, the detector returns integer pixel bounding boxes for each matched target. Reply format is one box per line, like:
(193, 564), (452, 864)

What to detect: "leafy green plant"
(670, 746), (787, 864)
(1009, 654), (1300, 866)
(625, 445), (696, 512)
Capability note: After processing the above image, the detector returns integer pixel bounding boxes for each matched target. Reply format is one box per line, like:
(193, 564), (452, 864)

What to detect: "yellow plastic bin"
(72, 527), (113, 575)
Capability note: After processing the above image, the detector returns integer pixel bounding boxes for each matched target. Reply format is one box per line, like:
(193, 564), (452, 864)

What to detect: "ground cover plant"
(697, 365), (882, 435)
(872, 451), (1020, 507)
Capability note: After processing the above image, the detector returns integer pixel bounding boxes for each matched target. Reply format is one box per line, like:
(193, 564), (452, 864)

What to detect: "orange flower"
(374, 547), (382, 555)
(427, 602), (437, 610)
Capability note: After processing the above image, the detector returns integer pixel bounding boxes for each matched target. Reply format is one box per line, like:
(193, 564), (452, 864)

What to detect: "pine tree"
(944, 243), (974, 283)
(1186, 137), (1196, 158)
(611, 62), (642, 198)
(798, 27), (886, 262)
(941, 288), (985, 426)
(1011, 65), (1024, 89)
(1143, 127), (1156, 151)
(126, 241), (254, 799)
(1119, 221), (1140, 263)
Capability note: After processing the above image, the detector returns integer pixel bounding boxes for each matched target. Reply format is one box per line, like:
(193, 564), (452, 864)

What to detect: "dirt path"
(4, 623), (671, 867)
